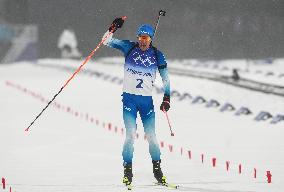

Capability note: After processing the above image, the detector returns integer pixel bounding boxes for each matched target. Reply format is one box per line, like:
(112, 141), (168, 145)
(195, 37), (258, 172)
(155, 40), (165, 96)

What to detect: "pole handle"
(159, 10), (166, 16)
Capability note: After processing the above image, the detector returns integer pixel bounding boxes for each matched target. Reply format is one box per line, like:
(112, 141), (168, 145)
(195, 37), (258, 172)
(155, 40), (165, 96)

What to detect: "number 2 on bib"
(136, 79), (143, 88)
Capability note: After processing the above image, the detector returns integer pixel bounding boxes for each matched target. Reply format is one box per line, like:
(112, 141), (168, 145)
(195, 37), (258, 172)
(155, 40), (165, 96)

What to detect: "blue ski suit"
(103, 31), (170, 164)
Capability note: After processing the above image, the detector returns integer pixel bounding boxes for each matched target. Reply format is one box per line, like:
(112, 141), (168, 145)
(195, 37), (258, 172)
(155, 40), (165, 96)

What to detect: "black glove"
(160, 95), (170, 112)
(109, 17), (124, 32)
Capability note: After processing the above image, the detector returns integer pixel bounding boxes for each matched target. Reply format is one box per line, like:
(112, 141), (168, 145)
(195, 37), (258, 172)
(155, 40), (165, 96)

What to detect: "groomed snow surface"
(1, 58), (284, 192)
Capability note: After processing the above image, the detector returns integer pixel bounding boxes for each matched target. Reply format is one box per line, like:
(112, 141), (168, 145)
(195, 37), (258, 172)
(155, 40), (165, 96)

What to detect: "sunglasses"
(138, 35), (151, 42)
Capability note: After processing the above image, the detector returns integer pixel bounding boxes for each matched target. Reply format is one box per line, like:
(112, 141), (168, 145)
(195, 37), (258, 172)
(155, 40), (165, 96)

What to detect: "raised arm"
(102, 17), (135, 55)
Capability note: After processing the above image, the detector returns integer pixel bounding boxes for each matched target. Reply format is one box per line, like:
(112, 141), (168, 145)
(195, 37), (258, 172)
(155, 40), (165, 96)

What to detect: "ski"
(122, 182), (179, 190)
(154, 182), (179, 189)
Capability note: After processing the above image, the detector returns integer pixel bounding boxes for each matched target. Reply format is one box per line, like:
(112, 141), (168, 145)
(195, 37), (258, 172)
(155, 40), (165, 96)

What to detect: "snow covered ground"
(1, 58), (284, 192)
(170, 58), (284, 87)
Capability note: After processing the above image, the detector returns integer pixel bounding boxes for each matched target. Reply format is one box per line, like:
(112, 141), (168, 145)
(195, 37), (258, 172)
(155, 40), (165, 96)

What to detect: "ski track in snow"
(1, 58), (284, 192)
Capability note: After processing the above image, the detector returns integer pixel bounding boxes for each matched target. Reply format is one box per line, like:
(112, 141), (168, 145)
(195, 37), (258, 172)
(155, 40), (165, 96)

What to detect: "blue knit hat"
(137, 24), (154, 38)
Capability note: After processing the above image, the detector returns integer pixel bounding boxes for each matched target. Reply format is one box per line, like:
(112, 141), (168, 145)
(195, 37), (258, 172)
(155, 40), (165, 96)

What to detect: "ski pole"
(163, 108), (175, 136)
(25, 16), (127, 132)
(153, 10), (172, 136)
(153, 10), (166, 40)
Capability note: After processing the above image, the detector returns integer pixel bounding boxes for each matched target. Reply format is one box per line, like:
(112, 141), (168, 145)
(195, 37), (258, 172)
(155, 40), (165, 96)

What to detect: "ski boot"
(123, 162), (133, 190)
(152, 160), (167, 185)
